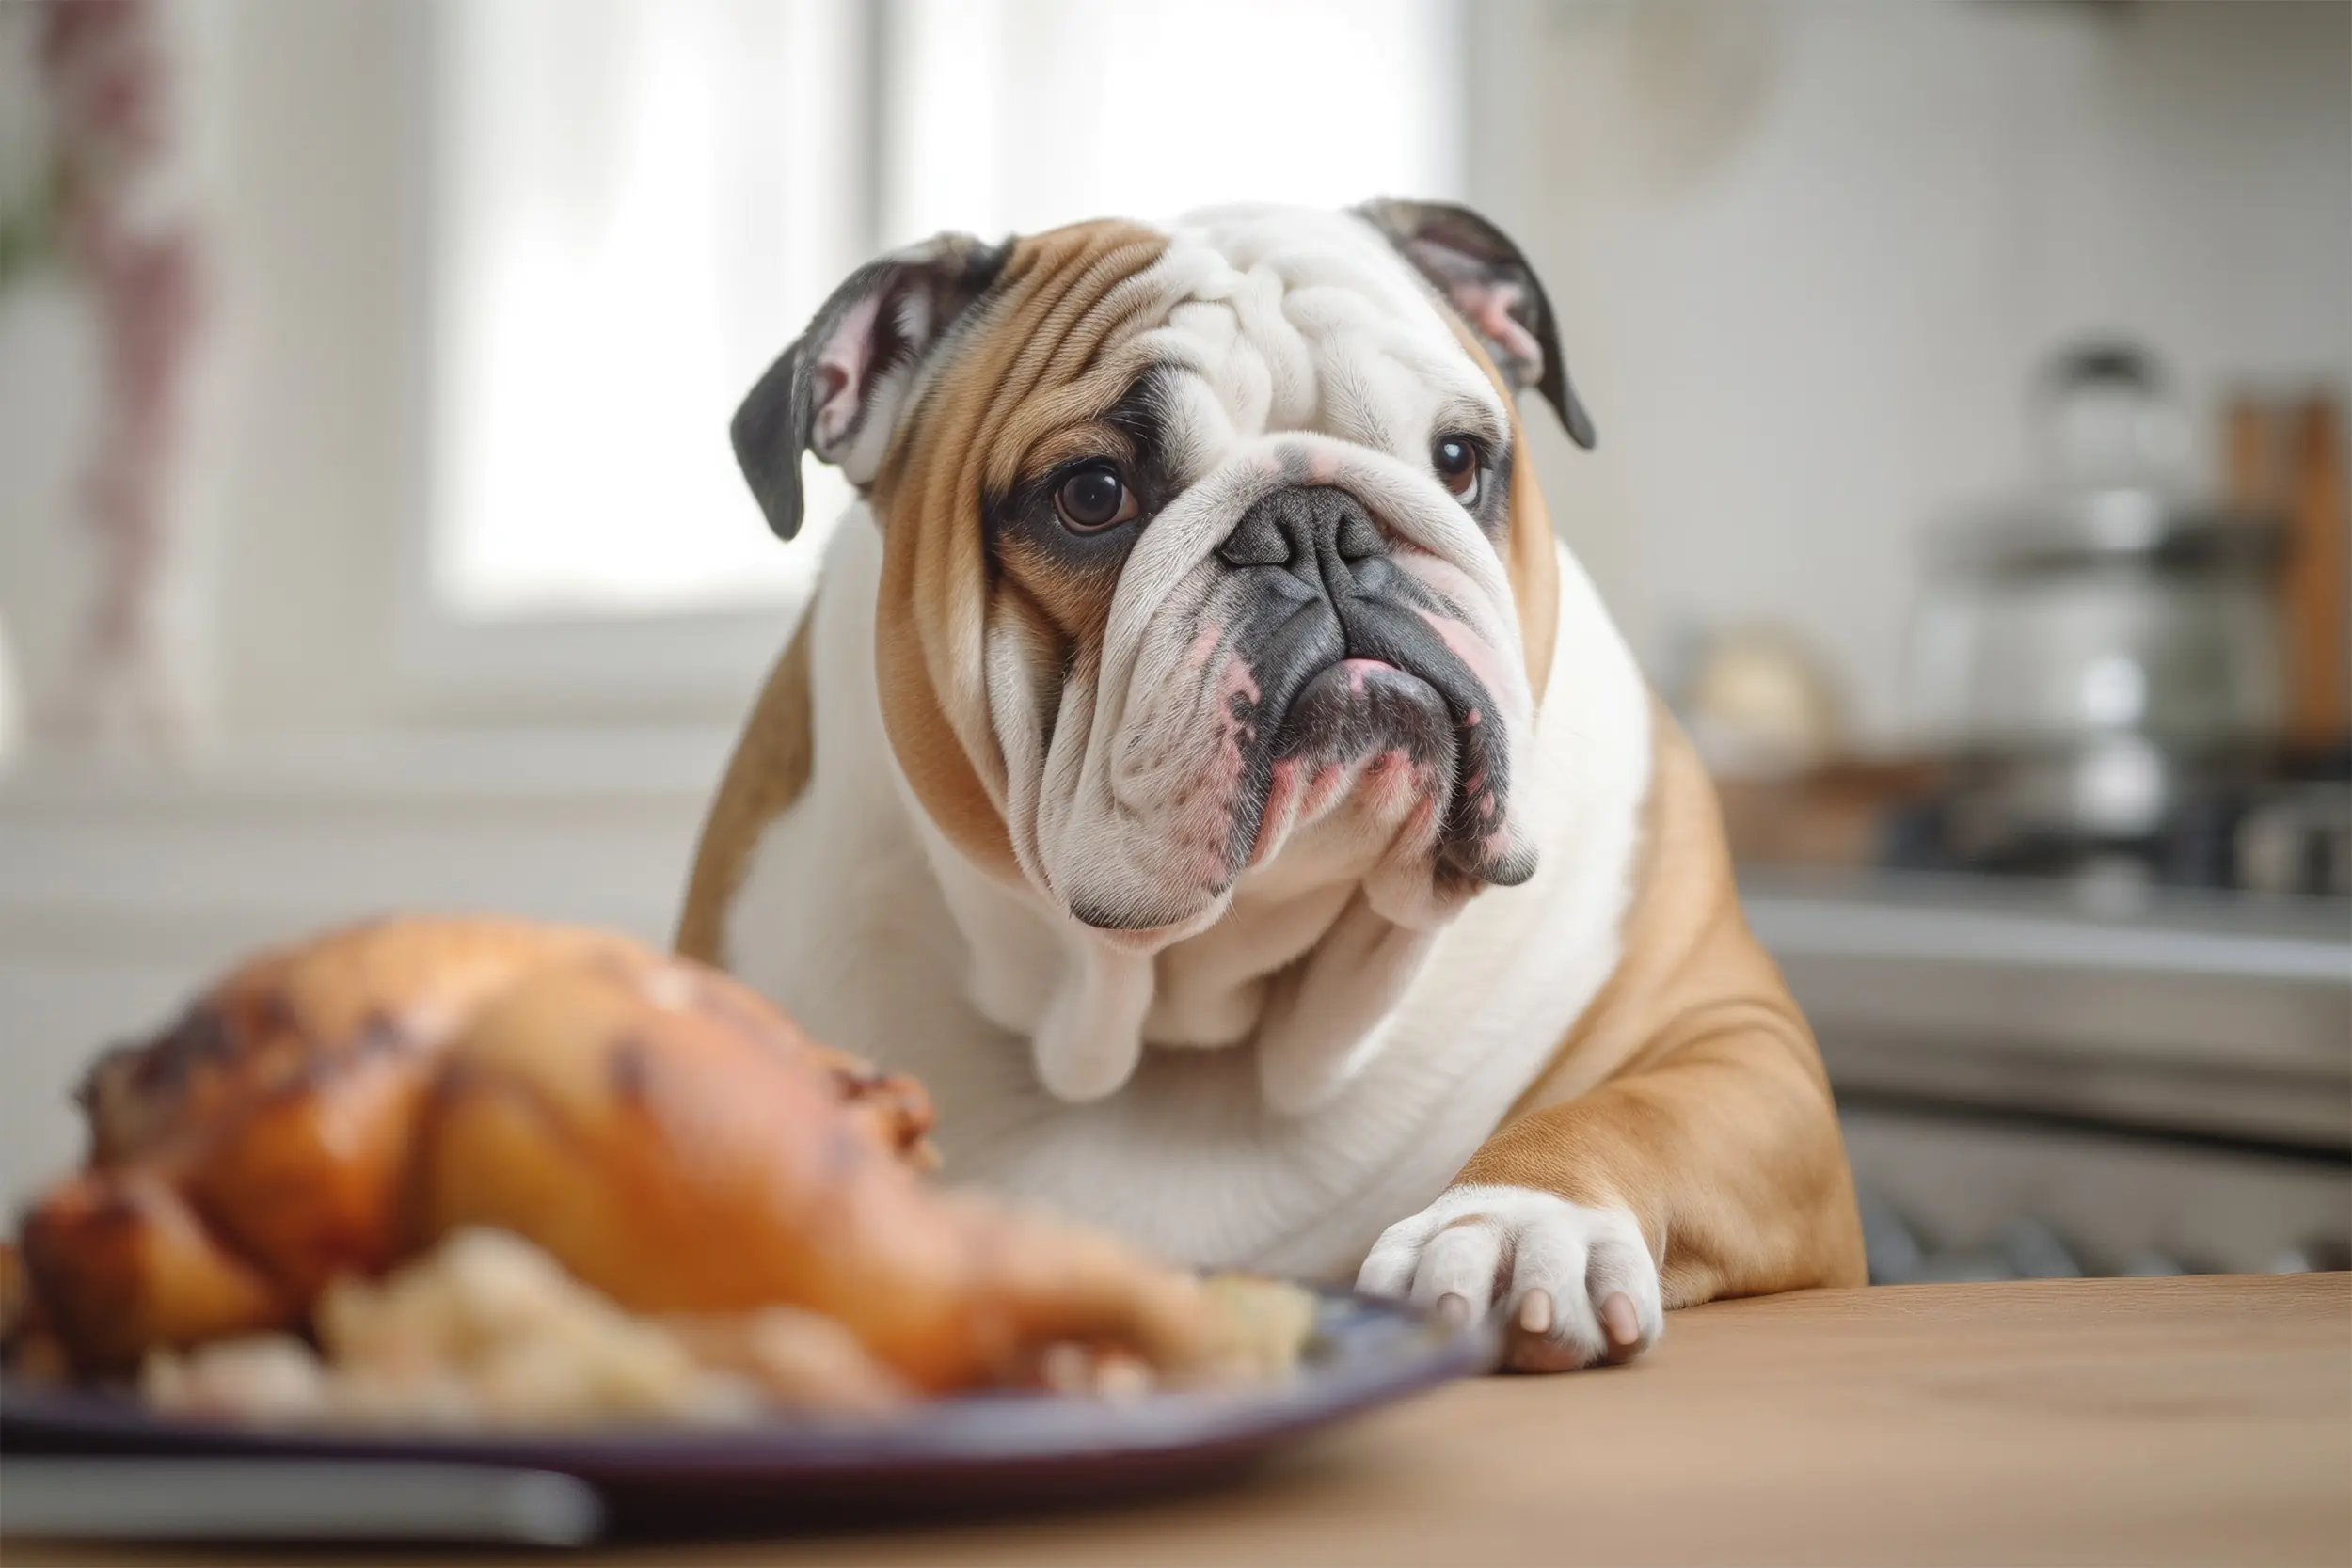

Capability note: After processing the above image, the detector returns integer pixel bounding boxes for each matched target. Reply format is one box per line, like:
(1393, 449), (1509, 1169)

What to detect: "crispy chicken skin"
(419, 954), (1206, 1391)
(27, 919), (627, 1371)
(19, 917), (1201, 1387)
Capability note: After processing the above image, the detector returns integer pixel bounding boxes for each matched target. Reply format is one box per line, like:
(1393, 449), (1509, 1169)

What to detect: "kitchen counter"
(10, 1275), (2346, 1566)
(1741, 872), (2352, 1147)
(1736, 867), (2351, 1277)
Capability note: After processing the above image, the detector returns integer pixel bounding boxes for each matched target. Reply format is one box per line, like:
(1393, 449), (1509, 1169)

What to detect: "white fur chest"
(725, 515), (1651, 1281)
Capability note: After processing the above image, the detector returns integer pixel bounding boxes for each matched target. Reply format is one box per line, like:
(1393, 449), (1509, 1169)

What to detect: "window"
(428, 0), (869, 620)
(881, 0), (1465, 245)
(416, 0), (1462, 707)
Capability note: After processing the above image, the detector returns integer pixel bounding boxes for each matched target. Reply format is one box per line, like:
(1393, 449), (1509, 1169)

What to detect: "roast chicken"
(14, 917), (1211, 1392)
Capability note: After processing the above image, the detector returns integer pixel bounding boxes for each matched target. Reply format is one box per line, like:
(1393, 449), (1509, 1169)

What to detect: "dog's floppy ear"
(1354, 198), (1596, 451)
(731, 232), (1010, 539)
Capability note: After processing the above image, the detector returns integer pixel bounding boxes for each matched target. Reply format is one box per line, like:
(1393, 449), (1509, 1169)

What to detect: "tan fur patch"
(1444, 319), (1561, 702)
(676, 615), (815, 965)
(1453, 700), (1868, 1303)
(868, 220), (1173, 879)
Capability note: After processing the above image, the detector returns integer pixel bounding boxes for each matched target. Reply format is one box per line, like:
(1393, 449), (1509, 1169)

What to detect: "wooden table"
(10, 1275), (2348, 1566)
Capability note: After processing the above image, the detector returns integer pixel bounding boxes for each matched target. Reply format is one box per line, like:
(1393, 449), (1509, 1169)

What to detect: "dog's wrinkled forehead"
(886, 204), (1521, 533)
(730, 198), (1587, 548)
(1131, 203), (1514, 465)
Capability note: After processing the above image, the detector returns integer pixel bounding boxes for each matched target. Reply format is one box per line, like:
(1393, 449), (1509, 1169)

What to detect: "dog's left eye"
(1432, 436), (1483, 504)
(1054, 463), (1140, 533)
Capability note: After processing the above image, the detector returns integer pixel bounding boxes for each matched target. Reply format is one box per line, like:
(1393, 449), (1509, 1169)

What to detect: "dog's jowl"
(679, 200), (1867, 1372)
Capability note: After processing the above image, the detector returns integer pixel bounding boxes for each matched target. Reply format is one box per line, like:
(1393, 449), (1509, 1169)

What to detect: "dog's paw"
(1356, 1184), (1663, 1371)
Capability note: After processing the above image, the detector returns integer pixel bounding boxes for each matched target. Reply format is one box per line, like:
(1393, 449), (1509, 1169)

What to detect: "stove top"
(1880, 743), (2350, 896)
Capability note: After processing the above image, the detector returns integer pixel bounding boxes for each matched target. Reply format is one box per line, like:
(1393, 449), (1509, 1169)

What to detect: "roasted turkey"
(15, 917), (1209, 1390)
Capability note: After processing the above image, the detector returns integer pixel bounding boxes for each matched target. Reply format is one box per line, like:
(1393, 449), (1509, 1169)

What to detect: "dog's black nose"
(1216, 485), (1387, 578)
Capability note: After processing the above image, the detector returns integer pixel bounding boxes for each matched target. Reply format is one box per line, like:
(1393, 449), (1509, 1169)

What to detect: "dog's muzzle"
(1215, 483), (1533, 895)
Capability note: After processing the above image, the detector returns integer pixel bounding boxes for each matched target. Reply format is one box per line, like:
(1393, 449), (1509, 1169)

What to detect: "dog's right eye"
(1432, 435), (1484, 504)
(1054, 463), (1138, 533)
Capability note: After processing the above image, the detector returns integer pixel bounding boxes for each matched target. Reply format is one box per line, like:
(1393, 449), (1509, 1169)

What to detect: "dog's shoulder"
(1501, 689), (1826, 1128)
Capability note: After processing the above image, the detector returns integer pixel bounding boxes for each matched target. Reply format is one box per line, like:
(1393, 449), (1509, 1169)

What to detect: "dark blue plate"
(1, 1289), (1495, 1542)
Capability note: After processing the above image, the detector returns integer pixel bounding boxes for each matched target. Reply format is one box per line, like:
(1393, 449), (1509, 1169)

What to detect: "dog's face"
(734, 202), (1591, 957)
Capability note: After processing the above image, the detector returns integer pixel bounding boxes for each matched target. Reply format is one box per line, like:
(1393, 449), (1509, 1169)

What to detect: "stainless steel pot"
(1906, 345), (2287, 841)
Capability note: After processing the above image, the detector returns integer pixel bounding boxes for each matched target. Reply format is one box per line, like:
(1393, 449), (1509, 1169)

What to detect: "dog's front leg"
(1358, 710), (1867, 1371)
(1359, 1015), (1862, 1370)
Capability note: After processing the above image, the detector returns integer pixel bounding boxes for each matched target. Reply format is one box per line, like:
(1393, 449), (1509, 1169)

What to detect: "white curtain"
(431, 0), (866, 616)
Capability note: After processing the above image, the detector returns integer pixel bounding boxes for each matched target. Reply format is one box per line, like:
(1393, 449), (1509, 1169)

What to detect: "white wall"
(194, 0), (422, 738)
(1470, 0), (2352, 748)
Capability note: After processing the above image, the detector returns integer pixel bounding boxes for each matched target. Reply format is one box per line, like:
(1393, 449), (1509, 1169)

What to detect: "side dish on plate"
(1, 917), (1316, 1430)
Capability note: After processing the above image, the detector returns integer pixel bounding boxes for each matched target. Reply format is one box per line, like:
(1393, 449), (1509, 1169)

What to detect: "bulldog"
(678, 200), (1866, 1370)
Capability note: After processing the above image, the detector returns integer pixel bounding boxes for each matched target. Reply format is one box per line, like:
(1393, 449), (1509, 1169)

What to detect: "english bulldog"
(678, 200), (1867, 1370)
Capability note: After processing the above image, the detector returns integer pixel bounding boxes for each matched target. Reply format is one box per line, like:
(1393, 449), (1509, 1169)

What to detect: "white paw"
(1357, 1184), (1664, 1371)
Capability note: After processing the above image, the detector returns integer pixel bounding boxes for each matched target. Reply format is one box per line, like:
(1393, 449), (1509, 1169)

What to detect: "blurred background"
(1, 0), (2344, 1283)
